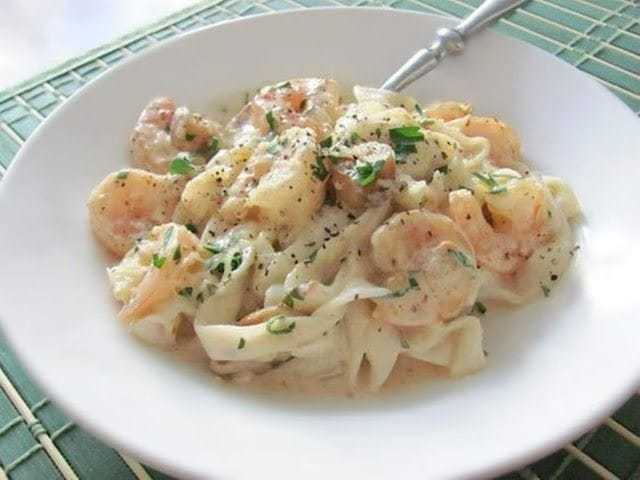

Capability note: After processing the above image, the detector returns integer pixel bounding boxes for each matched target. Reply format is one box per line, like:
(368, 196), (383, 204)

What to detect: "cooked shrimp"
(425, 101), (472, 122)
(449, 177), (558, 274)
(170, 106), (222, 152)
(87, 169), (184, 256)
(460, 116), (521, 168)
(117, 223), (204, 322)
(226, 78), (341, 145)
(130, 98), (221, 173)
(449, 189), (520, 273)
(330, 142), (396, 209)
(371, 210), (480, 326)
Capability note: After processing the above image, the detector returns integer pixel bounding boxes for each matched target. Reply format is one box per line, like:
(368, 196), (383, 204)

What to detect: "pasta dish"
(87, 78), (580, 392)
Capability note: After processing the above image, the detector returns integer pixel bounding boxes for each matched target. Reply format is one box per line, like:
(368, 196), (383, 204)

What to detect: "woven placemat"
(0, 0), (638, 478)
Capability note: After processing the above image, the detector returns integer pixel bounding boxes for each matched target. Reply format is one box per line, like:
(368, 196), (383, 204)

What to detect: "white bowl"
(1, 8), (639, 480)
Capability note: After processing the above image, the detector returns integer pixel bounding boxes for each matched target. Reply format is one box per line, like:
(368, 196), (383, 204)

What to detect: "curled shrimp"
(460, 116), (521, 168)
(449, 177), (558, 274)
(130, 98), (221, 173)
(87, 169), (184, 257)
(371, 210), (480, 326)
(116, 223), (204, 323)
(227, 78), (341, 145)
(449, 189), (520, 274)
(170, 106), (221, 152)
(330, 142), (396, 209)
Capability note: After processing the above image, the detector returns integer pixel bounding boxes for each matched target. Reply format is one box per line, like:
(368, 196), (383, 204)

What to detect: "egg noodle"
(88, 79), (580, 392)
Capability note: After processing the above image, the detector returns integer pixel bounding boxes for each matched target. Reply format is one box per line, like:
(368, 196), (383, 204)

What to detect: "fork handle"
(381, 0), (527, 92)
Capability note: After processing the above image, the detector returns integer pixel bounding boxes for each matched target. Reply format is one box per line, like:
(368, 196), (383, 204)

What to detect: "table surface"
(0, 0), (639, 479)
(0, 0), (196, 90)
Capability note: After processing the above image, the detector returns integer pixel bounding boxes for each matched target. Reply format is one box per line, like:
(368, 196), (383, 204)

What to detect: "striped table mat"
(0, 1), (638, 478)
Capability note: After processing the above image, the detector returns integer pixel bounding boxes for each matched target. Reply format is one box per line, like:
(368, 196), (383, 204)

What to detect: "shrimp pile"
(87, 79), (581, 393)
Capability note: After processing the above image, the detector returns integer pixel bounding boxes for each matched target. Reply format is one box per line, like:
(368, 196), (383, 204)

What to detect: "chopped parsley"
(152, 254), (166, 269)
(173, 246), (182, 263)
(203, 242), (223, 254)
(350, 132), (362, 144)
(415, 103), (424, 115)
(304, 249), (318, 264)
(320, 136), (333, 148)
(116, 171), (128, 180)
(230, 251), (242, 271)
(400, 337), (410, 349)
(388, 274), (420, 298)
(169, 155), (195, 175)
(448, 249), (474, 268)
(266, 315), (296, 335)
(541, 285), (551, 297)
(472, 301), (487, 315)
(185, 223), (198, 235)
(355, 160), (385, 187)
(203, 138), (220, 158)
(389, 125), (424, 162)
(178, 287), (193, 297)
(237, 337), (246, 349)
(185, 133), (196, 142)
(312, 156), (329, 181)
(266, 111), (277, 132)
(473, 172), (507, 194)
(282, 288), (304, 308)
(276, 81), (291, 89)
(375, 127), (382, 139)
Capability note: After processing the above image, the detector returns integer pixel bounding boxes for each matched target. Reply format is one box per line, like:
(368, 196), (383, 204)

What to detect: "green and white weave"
(0, 0), (638, 478)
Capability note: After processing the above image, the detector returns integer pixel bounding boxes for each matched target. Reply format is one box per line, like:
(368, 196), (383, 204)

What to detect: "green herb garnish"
(266, 315), (296, 335)
(237, 337), (246, 349)
(312, 157), (329, 181)
(415, 104), (424, 115)
(355, 160), (385, 187)
(282, 288), (304, 308)
(203, 242), (223, 254)
(204, 138), (220, 158)
(320, 136), (333, 148)
(400, 338), (410, 349)
(173, 246), (182, 263)
(388, 274), (420, 298)
(266, 111), (277, 132)
(541, 285), (551, 297)
(116, 171), (128, 180)
(472, 301), (487, 315)
(389, 125), (424, 144)
(389, 126), (423, 162)
(350, 132), (362, 144)
(185, 133), (196, 142)
(276, 81), (292, 89)
(304, 249), (318, 264)
(230, 251), (242, 271)
(178, 287), (193, 297)
(152, 254), (166, 269)
(185, 223), (198, 235)
(473, 172), (507, 194)
(448, 249), (474, 268)
(169, 155), (195, 175)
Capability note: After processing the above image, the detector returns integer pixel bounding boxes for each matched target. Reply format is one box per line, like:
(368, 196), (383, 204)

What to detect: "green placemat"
(0, 1), (638, 478)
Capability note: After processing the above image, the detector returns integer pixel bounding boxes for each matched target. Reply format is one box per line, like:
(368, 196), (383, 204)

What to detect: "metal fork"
(381, 0), (527, 92)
